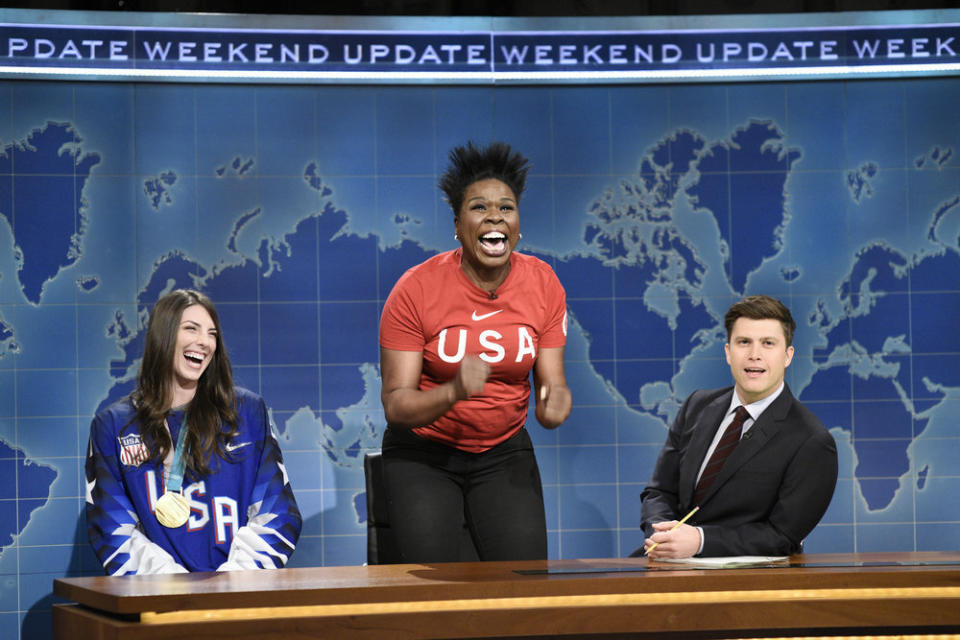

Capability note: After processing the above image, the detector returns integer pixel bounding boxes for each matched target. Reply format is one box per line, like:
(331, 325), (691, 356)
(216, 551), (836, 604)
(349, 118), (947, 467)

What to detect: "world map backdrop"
(1, 77), (959, 638)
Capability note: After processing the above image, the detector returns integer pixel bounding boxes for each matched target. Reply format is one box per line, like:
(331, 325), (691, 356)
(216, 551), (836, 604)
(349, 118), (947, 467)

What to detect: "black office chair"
(363, 450), (479, 564)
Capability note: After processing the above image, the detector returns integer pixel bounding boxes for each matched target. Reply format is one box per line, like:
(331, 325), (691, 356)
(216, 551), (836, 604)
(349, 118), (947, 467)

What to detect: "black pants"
(381, 426), (548, 563)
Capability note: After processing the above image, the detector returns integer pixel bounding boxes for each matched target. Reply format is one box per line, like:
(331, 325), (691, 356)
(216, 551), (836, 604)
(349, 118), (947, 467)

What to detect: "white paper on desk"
(654, 556), (789, 568)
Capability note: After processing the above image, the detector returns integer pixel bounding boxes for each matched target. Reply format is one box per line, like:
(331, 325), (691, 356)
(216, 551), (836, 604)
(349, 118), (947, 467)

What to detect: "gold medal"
(155, 491), (190, 528)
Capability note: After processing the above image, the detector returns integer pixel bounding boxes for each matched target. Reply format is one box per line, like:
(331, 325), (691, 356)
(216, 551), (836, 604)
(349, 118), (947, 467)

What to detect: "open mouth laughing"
(479, 231), (508, 257)
(183, 350), (207, 369)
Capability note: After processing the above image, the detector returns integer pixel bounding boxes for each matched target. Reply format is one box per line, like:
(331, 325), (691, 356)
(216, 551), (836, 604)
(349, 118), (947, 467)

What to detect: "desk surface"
(53, 552), (960, 639)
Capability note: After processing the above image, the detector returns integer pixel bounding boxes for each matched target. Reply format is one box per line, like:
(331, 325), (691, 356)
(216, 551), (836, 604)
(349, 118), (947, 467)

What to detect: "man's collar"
(728, 381), (785, 419)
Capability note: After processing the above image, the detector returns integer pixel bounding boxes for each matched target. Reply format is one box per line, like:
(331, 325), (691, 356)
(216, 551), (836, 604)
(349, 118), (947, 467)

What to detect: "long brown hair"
(130, 289), (239, 479)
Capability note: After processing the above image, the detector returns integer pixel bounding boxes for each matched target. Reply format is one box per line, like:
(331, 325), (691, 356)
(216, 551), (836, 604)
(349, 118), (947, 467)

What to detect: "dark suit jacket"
(637, 384), (837, 557)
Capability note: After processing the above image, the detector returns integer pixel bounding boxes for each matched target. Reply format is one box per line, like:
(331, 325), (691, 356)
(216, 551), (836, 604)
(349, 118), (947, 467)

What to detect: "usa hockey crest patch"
(118, 433), (149, 467)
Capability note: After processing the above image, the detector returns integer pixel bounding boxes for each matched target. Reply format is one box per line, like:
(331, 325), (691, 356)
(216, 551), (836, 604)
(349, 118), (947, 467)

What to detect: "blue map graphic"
(1, 78), (959, 639)
(0, 442), (56, 546)
(0, 123), (100, 304)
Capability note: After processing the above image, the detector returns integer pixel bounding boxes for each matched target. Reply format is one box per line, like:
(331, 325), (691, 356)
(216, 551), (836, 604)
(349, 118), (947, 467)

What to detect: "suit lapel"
(679, 390), (732, 506)
(699, 385), (795, 504)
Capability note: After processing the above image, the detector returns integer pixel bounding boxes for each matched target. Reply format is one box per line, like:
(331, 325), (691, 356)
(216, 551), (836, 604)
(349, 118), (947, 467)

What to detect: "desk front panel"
(53, 553), (960, 639)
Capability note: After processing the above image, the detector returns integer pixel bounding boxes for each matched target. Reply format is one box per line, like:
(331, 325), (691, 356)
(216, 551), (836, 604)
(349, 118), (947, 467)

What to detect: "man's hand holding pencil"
(644, 506), (701, 559)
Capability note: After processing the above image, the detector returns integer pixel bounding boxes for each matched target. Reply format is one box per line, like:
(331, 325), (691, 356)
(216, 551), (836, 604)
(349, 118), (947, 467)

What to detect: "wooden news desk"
(53, 552), (960, 639)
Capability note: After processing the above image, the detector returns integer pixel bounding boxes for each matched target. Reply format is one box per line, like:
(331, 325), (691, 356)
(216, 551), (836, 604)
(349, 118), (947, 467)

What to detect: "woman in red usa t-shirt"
(379, 141), (571, 563)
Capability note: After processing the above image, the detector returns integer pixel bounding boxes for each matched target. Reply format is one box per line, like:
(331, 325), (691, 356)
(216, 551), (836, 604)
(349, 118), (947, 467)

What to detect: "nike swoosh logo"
(225, 441), (252, 452)
(471, 309), (504, 321)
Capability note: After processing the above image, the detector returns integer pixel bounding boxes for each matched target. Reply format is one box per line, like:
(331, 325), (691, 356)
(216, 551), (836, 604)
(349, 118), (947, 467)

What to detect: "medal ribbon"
(165, 416), (189, 493)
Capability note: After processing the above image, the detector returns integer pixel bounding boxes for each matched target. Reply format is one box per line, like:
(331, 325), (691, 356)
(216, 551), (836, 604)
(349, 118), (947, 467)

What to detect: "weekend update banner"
(0, 17), (958, 82)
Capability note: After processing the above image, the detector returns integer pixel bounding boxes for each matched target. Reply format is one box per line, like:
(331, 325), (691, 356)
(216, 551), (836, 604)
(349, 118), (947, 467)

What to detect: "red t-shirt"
(380, 249), (567, 452)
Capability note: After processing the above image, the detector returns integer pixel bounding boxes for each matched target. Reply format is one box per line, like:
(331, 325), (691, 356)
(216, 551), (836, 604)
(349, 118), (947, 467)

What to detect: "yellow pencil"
(645, 505), (700, 554)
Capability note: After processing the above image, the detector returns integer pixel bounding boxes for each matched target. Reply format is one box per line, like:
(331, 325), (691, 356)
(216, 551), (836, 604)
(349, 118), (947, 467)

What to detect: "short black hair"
(438, 141), (530, 216)
(724, 295), (796, 347)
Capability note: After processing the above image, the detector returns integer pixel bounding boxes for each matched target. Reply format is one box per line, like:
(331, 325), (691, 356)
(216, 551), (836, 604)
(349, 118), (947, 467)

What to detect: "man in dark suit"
(637, 295), (838, 558)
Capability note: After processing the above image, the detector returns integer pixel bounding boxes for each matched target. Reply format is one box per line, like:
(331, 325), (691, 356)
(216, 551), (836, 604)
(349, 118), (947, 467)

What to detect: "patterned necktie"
(693, 405), (751, 506)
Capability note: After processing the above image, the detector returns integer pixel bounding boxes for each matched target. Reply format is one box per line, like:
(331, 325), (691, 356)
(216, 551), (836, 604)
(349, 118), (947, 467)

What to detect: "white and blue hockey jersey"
(85, 387), (302, 575)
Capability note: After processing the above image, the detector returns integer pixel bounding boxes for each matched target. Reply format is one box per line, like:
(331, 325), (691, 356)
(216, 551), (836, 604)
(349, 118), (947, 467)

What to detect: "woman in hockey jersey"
(85, 289), (301, 575)
(379, 141), (572, 562)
